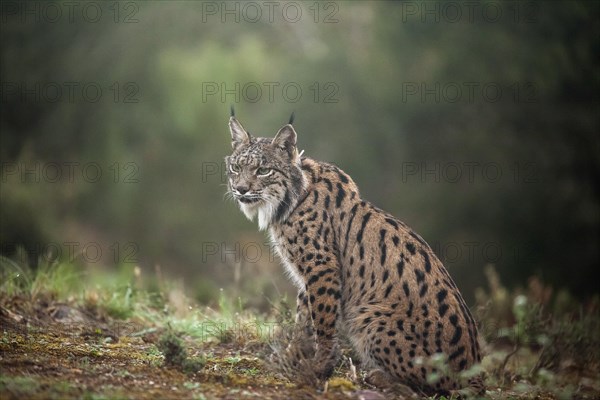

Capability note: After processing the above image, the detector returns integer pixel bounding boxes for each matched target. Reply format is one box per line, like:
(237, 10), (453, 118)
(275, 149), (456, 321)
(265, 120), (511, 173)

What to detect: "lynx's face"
(225, 116), (306, 230)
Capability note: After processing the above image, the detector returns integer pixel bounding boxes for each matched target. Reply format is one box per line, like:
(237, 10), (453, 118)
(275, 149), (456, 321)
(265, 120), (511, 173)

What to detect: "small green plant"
(476, 265), (600, 397)
(0, 375), (41, 398)
(115, 370), (133, 379)
(101, 284), (135, 319)
(156, 330), (205, 374)
(183, 381), (200, 390)
(48, 380), (75, 397)
(242, 367), (260, 376)
(225, 355), (242, 364)
(0, 256), (32, 295)
(217, 288), (245, 319)
(0, 256), (80, 300)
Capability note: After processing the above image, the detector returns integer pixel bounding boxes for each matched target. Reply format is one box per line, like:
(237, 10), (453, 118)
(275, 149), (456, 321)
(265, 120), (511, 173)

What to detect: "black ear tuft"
(288, 111), (295, 125)
(230, 104), (235, 117)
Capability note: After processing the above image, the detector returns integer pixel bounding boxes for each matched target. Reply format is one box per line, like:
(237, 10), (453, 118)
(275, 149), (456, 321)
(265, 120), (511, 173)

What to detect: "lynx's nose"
(235, 185), (249, 195)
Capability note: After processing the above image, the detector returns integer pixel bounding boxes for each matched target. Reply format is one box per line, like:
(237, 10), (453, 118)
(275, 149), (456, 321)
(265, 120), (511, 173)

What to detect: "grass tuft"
(157, 329), (206, 374)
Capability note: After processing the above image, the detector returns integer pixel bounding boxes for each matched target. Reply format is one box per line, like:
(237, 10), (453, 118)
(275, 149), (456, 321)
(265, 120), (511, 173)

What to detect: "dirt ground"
(0, 295), (380, 400)
(1, 295), (599, 400)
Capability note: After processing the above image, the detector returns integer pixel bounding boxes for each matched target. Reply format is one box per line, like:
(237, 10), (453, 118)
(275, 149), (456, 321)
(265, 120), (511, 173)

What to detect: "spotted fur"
(225, 115), (484, 395)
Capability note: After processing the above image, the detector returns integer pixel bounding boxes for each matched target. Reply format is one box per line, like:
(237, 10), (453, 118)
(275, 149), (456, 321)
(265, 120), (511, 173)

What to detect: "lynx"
(224, 110), (484, 395)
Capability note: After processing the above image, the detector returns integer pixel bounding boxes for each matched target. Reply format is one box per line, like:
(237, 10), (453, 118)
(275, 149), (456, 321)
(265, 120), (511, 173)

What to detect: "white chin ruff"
(239, 201), (276, 231)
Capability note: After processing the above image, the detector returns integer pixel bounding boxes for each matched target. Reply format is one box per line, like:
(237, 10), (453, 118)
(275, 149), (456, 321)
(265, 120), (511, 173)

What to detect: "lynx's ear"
(229, 116), (251, 151)
(272, 124), (298, 160)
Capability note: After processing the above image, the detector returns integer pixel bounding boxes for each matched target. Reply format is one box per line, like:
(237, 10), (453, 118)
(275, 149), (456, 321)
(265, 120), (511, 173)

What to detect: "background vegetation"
(2, 1), (599, 307)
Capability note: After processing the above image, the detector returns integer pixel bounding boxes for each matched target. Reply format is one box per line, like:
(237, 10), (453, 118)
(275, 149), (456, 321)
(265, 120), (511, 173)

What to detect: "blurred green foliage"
(1, 1), (598, 304)
(476, 265), (600, 394)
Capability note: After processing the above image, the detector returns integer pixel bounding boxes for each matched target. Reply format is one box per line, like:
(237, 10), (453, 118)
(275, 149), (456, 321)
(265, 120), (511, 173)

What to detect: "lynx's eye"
(256, 167), (272, 176)
(230, 164), (241, 174)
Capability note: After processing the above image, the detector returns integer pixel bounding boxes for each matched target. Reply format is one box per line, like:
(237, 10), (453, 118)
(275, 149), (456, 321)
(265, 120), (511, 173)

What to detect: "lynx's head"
(225, 111), (307, 230)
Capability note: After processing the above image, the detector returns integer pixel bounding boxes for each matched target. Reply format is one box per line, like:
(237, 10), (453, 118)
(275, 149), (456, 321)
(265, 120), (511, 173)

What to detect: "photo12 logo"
(200, 1), (339, 24)
(1, 162), (140, 184)
(1, 1), (140, 24)
(0, 81), (140, 104)
(201, 241), (277, 264)
(399, 1), (539, 24)
(400, 162), (539, 184)
(196, 320), (291, 342)
(400, 82), (538, 104)
(201, 81), (339, 104)
(1, 241), (139, 265)
(431, 241), (502, 265)
(431, 241), (536, 267)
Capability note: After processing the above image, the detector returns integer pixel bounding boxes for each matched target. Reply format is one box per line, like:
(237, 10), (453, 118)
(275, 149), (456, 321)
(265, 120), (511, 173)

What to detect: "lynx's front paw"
(314, 342), (340, 380)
